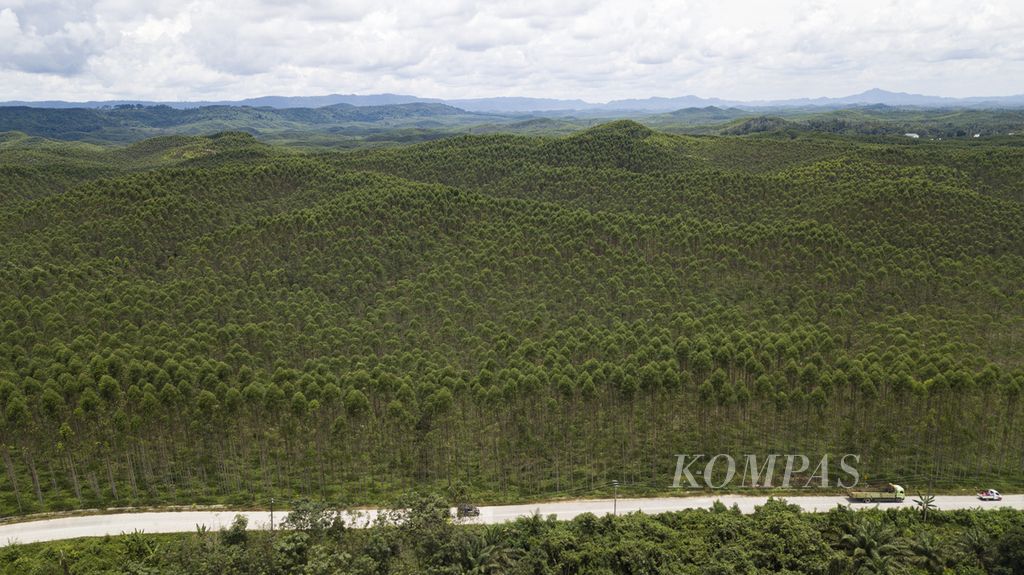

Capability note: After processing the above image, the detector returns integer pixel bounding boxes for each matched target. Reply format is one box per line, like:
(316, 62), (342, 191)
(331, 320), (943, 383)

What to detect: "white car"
(978, 489), (1002, 501)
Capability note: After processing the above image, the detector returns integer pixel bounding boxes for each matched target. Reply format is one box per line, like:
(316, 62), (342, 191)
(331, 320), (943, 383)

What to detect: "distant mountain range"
(4, 89), (1024, 113)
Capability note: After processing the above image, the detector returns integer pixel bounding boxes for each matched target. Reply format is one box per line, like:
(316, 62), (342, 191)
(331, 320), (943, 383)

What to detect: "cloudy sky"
(0, 0), (1022, 102)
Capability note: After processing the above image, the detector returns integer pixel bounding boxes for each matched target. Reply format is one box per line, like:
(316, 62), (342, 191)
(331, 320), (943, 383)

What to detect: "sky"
(0, 0), (1022, 103)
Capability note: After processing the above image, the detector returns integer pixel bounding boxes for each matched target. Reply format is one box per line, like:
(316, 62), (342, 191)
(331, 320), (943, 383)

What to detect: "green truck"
(848, 483), (905, 502)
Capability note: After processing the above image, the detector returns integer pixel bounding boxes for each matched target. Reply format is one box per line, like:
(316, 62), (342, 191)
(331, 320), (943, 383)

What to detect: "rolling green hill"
(0, 103), (508, 145)
(645, 106), (1024, 139)
(0, 125), (1022, 516)
(4, 102), (1024, 148)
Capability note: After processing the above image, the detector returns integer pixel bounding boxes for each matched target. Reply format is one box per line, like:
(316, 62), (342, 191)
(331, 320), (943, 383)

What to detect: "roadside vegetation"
(0, 123), (1022, 517)
(3, 498), (1024, 574)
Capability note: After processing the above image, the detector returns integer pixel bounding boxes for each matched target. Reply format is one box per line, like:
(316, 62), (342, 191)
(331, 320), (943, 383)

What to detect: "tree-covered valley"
(0, 123), (1022, 517)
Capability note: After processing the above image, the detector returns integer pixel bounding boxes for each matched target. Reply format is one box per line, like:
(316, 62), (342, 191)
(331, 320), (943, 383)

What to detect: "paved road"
(2, 495), (1021, 545)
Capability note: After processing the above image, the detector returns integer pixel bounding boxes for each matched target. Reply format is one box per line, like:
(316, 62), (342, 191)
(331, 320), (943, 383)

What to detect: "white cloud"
(0, 4), (108, 75)
(0, 0), (1021, 101)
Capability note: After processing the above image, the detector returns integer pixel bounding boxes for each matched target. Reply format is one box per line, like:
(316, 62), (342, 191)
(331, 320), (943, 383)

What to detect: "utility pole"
(270, 497), (275, 531)
(612, 480), (619, 515)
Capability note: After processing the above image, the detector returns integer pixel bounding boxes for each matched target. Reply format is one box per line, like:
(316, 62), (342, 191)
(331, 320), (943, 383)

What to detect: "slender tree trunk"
(125, 452), (138, 499)
(105, 456), (118, 501)
(1, 446), (24, 512)
(25, 449), (43, 505)
(47, 458), (58, 491)
(66, 454), (82, 504)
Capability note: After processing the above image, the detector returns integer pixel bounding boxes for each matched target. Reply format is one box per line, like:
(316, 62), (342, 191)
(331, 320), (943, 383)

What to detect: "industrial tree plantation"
(1, 122), (1022, 518)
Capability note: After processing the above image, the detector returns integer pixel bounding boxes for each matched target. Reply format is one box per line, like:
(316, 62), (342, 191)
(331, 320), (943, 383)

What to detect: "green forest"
(3, 103), (1023, 146)
(0, 103), (524, 147)
(1, 123), (1023, 518)
(5, 498), (1024, 574)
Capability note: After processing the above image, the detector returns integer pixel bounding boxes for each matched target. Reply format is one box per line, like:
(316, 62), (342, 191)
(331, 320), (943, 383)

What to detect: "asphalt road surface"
(2, 494), (1021, 545)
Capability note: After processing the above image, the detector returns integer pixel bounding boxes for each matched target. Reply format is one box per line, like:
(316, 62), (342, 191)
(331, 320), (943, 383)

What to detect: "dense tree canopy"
(0, 124), (1022, 516)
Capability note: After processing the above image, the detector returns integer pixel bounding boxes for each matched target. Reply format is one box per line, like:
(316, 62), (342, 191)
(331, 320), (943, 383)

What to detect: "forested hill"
(5, 102), (1024, 147)
(0, 102), (492, 143)
(0, 124), (1023, 515)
